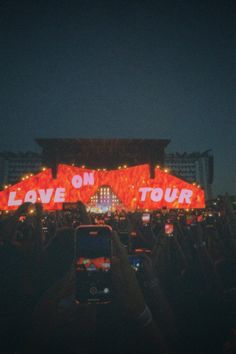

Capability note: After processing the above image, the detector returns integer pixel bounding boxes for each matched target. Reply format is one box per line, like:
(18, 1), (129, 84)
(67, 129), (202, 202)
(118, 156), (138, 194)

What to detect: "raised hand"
(77, 201), (91, 224)
(112, 231), (145, 317)
(15, 202), (33, 217)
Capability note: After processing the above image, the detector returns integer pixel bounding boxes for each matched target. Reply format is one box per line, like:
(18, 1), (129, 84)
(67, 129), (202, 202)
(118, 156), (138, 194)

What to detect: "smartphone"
(119, 216), (126, 221)
(197, 215), (203, 223)
(118, 232), (130, 248)
(186, 215), (193, 225)
(134, 248), (151, 254)
(63, 202), (78, 211)
(128, 255), (143, 272)
(75, 225), (112, 304)
(130, 231), (137, 237)
(142, 213), (150, 224)
(165, 223), (174, 237)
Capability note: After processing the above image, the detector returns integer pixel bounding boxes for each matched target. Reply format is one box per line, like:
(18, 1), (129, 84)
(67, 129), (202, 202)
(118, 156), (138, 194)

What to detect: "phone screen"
(142, 213), (150, 223)
(75, 226), (112, 304)
(197, 215), (203, 223)
(186, 215), (193, 225)
(165, 223), (174, 236)
(119, 232), (129, 248)
(128, 255), (143, 272)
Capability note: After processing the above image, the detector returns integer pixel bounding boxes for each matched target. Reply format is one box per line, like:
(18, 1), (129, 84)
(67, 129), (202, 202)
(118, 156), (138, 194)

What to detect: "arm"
(192, 224), (221, 296)
(1, 202), (32, 242)
(223, 195), (236, 237)
(77, 201), (92, 224)
(142, 254), (178, 342)
(33, 203), (44, 256)
(112, 232), (171, 353)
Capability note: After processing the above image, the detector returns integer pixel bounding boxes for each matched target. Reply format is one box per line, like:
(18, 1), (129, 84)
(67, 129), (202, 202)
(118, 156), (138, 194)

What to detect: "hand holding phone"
(77, 201), (91, 224)
(19, 215), (26, 222)
(112, 232), (145, 316)
(15, 202), (32, 217)
(128, 255), (144, 272)
(165, 223), (174, 237)
(142, 213), (150, 224)
(75, 225), (112, 304)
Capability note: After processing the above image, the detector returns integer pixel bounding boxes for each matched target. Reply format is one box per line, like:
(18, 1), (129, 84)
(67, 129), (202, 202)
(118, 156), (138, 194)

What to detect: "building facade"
(0, 152), (42, 187)
(165, 151), (214, 200)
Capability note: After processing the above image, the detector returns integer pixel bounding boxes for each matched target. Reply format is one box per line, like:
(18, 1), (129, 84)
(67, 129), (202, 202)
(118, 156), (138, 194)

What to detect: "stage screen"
(0, 164), (205, 210)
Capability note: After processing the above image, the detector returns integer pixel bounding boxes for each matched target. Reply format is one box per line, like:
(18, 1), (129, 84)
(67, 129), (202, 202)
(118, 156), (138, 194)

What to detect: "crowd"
(0, 198), (235, 354)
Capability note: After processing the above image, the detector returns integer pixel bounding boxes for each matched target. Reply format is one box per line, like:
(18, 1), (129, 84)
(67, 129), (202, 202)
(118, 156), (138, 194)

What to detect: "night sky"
(0, 0), (235, 195)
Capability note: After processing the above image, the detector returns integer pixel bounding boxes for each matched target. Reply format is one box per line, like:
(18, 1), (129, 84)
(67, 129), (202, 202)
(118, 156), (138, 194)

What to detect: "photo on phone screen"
(197, 215), (203, 223)
(165, 223), (174, 237)
(142, 213), (150, 224)
(75, 225), (112, 304)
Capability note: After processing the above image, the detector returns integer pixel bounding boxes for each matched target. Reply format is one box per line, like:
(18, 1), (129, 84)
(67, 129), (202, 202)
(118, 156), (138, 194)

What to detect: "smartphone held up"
(142, 213), (150, 225)
(165, 223), (174, 237)
(75, 225), (112, 304)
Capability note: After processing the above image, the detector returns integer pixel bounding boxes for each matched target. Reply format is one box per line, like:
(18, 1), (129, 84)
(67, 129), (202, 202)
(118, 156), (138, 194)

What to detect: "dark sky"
(0, 0), (235, 195)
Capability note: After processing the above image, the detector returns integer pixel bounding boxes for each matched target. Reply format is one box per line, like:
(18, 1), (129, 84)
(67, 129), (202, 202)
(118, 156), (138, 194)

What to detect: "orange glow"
(0, 164), (205, 210)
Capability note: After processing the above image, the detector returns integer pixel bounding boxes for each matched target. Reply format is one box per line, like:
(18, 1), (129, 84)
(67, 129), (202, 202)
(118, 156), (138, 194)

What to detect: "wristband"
(136, 304), (153, 328)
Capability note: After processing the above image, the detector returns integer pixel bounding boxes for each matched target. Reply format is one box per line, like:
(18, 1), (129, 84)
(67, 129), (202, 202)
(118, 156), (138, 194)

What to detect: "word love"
(8, 172), (94, 206)
(139, 187), (193, 204)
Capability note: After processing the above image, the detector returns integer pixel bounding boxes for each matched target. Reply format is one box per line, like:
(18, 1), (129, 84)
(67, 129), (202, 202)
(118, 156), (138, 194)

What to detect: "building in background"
(165, 150), (214, 200)
(0, 152), (42, 187)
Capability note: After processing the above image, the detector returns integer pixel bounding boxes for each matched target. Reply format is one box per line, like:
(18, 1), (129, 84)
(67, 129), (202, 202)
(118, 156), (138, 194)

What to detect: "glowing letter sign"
(139, 187), (193, 204)
(0, 164), (205, 210)
(71, 172), (94, 189)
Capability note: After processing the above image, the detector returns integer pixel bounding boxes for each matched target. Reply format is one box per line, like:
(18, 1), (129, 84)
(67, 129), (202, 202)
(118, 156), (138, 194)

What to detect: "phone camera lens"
(89, 287), (98, 295)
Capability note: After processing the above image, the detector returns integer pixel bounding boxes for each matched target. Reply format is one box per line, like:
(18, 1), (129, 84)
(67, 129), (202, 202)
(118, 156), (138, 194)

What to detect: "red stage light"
(0, 164), (205, 210)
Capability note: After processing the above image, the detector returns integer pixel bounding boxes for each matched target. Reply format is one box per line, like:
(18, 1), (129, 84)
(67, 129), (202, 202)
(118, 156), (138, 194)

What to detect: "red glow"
(76, 257), (110, 271)
(0, 164), (205, 210)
